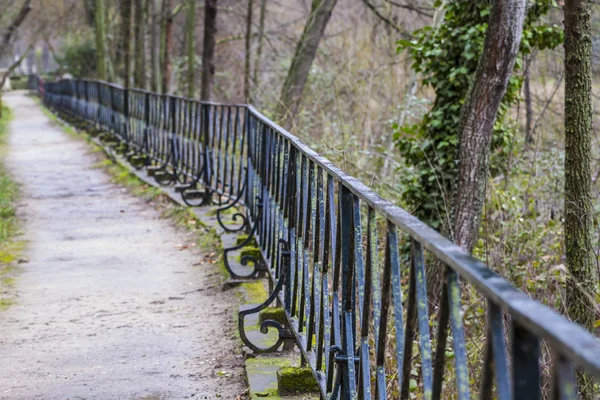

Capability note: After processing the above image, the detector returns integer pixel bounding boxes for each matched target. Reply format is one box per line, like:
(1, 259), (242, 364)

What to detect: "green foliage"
(0, 106), (18, 245)
(394, 0), (563, 230)
(55, 35), (98, 78)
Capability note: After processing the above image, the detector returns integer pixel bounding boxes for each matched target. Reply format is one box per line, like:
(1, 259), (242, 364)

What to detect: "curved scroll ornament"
(238, 239), (294, 354)
(223, 220), (263, 279)
(178, 167), (212, 208)
(216, 180), (248, 233)
(153, 136), (178, 186)
(222, 197), (264, 279)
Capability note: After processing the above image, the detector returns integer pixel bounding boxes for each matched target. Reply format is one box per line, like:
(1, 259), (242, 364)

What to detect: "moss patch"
(277, 367), (319, 396)
(243, 280), (267, 304)
(240, 246), (262, 266)
(0, 105), (23, 310)
(259, 308), (287, 326)
(236, 234), (257, 246)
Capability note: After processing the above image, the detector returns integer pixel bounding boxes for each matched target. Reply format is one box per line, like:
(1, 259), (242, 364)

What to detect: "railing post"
(123, 87), (129, 145)
(202, 103), (212, 203)
(96, 81), (101, 130)
(143, 91), (150, 156)
(109, 85), (115, 134)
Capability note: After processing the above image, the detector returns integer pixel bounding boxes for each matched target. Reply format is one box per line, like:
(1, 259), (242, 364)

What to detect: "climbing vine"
(394, 0), (563, 230)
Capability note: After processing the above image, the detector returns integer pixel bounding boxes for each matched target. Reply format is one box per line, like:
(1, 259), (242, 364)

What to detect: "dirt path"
(0, 92), (246, 400)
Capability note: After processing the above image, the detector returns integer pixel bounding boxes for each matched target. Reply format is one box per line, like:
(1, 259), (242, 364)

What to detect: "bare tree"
(118, 0), (133, 87)
(94, 0), (107, 80)
(200, 0), (217, 101)
(453, 0), (526, 252)
(185, 0), (196, 98)
(251, 0), (266, 93)
(244, 0), (253, 102)
(149, 0), (161, 92)
(0, 0), (32, 58)
(162, 0), (173, 94)
(275, 0), (337, 129)
(134, 0), (146, 88)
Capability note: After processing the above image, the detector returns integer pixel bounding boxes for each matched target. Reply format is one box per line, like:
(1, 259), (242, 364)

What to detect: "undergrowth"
(0, 105), (24, 310)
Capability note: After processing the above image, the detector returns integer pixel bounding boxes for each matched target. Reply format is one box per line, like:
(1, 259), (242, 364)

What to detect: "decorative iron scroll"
(39, 77), (600, 400)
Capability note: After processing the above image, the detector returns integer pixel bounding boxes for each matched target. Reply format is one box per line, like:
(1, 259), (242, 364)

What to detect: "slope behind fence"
(31, 75), (600, 400)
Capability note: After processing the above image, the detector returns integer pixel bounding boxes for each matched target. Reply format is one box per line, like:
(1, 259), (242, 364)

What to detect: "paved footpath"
(0, 92), (246, 400)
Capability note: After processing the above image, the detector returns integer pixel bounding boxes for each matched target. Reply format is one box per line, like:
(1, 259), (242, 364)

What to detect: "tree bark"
(524, 55), (533, 145)
(200, 0), (217, 101)
(134, 0), (146, 88)
(252, 0), (266, 93)
(185, 0), (196, 98)
(0, 46), (31, 118)
(0, 0), (31, 61)
(452, 0), (526, 253)
(564, 0), (598, 397)
(162, 0), (173, 94)
(275, 0), (337, 130)
(119, 0), (133, 87)
(150, 0), (161, 92)
(94, 0), (107, 80)
(243, 0), (253, 102)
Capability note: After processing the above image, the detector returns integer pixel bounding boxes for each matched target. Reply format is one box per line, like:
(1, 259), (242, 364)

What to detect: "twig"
(385, 0), (434, 18)
(361, 0), (411, 38)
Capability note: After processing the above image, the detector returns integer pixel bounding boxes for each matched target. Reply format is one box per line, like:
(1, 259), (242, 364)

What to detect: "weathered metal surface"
(40, 78), (600, 400)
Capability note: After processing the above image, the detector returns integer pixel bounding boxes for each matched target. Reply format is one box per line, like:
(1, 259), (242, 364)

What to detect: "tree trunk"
(564, 0), (598, 397)
(244, 0), (253, 102)
(0, 0), (31, 59)
(452, 0), (526, 253)
(162, 0), (173, 94)
(524, 55), (533, 145)
(252, 0), (266, 93)
(275, 0), (337, 129)
(134, 0), (146, 88)
(119, 0), (133, 87)
(150, 0), (160, 92)
(94, 0), (107, 80)
(185, 0), (196, 98)
(200, 0), (217, 101)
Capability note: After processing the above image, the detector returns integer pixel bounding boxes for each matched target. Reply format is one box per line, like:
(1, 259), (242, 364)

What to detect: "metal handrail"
(37, 76), (600, 400)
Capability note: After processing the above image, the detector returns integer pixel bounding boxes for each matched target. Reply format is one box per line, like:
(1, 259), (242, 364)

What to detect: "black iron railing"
(36, 77), (600, 399)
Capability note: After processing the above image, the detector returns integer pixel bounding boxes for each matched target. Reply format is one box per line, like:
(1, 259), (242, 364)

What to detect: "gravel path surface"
(0, 92), (246, 400)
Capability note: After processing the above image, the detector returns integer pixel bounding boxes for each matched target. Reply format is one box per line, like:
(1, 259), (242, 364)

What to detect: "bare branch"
(361, 0), (410, 38)
(0, 0), (32, 57)
(0, 45), (33, 89)
(384, 0), (434, 18)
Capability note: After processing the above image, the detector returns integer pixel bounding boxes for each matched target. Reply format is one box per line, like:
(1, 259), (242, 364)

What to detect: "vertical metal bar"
(413, 240), (433, 399)
(340, 185), (356, 399)
(512, 321), (540, 400)
(552, 354), (577, 400)
(202, 104), (211, 193)
(447, 268), (470, 400)
(375, 220), (395, 400)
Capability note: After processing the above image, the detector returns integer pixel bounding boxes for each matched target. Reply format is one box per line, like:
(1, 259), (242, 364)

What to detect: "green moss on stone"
(236, 234), (257, 246)
(259, 308), (287, 326)
(277, 367), (319, 395)
(240, 246), (262, 263)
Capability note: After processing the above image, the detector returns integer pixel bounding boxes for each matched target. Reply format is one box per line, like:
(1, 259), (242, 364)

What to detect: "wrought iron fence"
(38, 78), (600, 400)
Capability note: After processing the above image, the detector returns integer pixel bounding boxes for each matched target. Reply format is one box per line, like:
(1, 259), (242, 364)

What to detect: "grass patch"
(0, 105), (22, 310)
